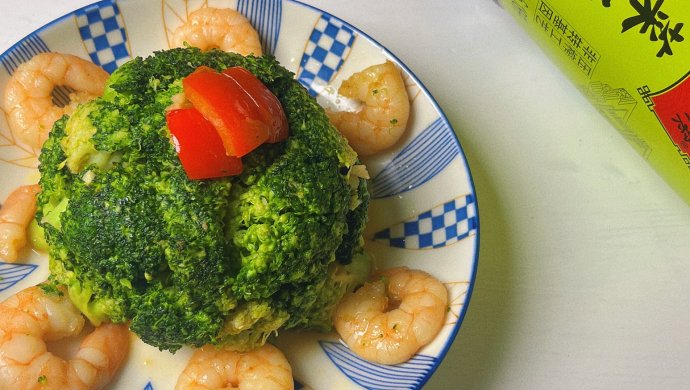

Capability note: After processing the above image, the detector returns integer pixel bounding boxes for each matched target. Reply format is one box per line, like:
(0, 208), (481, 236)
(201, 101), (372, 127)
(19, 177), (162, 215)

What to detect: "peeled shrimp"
(3, 52), (108, 150)
(172, 7), (263, 56)
(333, 266), (448, 365)
(0, 184), (40, 262)
(0, 285), (129, 390)
(327, 61), (410, 156)
(175, 343), (293, 390)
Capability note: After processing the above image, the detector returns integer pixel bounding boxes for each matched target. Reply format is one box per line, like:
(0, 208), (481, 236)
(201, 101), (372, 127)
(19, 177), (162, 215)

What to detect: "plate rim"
(0, 1), (481, 388)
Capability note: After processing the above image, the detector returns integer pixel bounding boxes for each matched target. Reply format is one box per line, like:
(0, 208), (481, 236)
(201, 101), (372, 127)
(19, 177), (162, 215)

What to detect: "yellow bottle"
(497, 0), (690, 205)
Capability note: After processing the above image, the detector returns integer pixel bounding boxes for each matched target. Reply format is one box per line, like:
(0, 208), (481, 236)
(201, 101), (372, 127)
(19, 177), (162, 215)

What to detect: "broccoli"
(36, 47), (370, 352)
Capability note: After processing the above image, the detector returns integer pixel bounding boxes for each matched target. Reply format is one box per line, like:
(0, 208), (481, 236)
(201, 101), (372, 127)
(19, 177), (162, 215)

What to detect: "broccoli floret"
(283, 252), (372, 331)
(37, 48), (369, 352)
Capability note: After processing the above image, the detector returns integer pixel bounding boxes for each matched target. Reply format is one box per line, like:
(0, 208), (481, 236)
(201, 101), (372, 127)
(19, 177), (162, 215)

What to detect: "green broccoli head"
(36, 48), (369, 352)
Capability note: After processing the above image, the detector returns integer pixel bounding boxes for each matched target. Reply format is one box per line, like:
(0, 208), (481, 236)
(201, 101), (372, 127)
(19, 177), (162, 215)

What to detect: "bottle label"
(498, 0), (690, 204)
(647, 72), (690, 163)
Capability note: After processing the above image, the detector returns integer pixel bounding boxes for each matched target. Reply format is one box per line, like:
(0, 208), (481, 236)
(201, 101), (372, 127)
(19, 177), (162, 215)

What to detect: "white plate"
(0, 1), (479, 388)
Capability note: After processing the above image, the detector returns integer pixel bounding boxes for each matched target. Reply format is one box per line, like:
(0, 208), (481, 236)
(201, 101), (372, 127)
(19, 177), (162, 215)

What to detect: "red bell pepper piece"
(182, 66), (288, 157)
(166, 108), (243, 179)
(222, 66), (289, 143)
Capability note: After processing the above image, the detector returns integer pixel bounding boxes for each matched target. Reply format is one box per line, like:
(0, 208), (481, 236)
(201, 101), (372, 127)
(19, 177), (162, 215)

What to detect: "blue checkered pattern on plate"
(297, 13), (355, 96)
(237, 0), (282, 55)
(0, 262), (38, 292)
(373, 194), (477, 249)
(320, 340), (437, 390)
(75, 0), (129, 74)
(371, 117), (460, 199)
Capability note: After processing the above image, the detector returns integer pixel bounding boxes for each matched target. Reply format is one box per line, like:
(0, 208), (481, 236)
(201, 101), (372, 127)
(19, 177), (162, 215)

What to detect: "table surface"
(2, 1), (689, 389)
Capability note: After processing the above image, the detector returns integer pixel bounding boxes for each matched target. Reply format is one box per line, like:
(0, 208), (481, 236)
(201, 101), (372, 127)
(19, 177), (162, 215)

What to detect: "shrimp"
(0, 184), (40, 262)
(333, 266), (448, 365)
(175, 343), (293, 390)
(0, 285), (130, 390)
(327, 61), (410, 157)
(3, 52), (109, 150)
(172, 7), (263, 56)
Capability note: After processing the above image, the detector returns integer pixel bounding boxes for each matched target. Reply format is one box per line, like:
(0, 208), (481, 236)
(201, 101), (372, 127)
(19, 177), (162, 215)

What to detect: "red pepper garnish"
(182, 66), (288, 157)
(166, 108), (243, 179)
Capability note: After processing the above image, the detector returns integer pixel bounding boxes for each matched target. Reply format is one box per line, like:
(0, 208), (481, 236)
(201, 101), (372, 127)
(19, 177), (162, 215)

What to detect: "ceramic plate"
(0, 1), (479, 388)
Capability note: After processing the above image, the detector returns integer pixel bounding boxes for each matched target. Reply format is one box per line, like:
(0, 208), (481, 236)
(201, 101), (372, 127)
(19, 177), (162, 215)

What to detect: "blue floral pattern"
(320, 340), (438, 390)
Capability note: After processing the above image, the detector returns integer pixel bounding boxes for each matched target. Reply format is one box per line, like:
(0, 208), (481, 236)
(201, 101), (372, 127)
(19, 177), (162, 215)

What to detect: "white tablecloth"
(2, 1), (689, 389)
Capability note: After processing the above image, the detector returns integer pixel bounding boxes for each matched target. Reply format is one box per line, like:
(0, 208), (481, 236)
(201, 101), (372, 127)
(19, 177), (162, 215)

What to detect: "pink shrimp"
(334, 267), (448, 365)
(172, 7), (263, 56)
(0, 285), (130, 389)
(175, 343), (293, 390)
(3, 53), (108, 150)
(0, 184), (40, 262)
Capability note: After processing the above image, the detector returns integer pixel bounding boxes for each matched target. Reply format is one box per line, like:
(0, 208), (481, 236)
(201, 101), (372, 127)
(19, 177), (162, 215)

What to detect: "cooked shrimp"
(3, 52), (108, 150)
(0, 184), (40, 262)
(0, 285), (129, 390)
(172, 7), (263, 56)
(334, 266), (448, 365)
(327, 61), (410, 156)
(175, 343), (293, 390)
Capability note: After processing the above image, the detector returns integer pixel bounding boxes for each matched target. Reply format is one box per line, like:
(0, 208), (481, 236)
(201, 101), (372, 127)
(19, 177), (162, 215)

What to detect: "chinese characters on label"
(671, 112), (690, 143)
(613, 0), (685, 57)
(535, 1), (600, 77)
